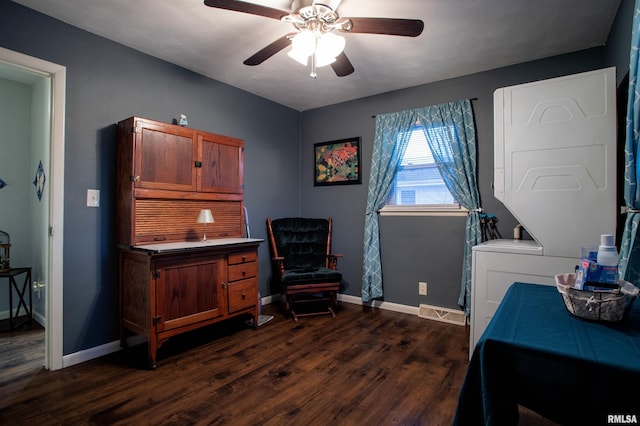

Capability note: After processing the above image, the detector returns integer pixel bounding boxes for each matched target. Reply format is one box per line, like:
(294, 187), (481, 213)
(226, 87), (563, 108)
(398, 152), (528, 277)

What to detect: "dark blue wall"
(0, 1), (301, 355)
(300, 49), (607, 309)
(0, 0), (632, 355)
(605, 0), (634, 83)
(300, 2), (632, 310)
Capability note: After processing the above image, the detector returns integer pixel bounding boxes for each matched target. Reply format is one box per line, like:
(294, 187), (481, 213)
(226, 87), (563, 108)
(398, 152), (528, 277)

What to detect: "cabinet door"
(154, 255), (226, 333)
(198, 133), (243, 193)
(134, 120), (197, 191)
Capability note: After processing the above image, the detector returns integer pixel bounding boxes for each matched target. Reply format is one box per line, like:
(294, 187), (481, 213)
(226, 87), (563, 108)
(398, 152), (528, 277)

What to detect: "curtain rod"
(371, 97), (478, 118)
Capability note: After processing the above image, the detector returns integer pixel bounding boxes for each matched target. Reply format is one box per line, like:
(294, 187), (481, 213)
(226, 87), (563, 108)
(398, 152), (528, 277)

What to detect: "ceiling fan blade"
(243, 34), (293, 66)
(204, 0), (288, 20)
(342, 17), (424, 37)
(331, 52), (354, 77)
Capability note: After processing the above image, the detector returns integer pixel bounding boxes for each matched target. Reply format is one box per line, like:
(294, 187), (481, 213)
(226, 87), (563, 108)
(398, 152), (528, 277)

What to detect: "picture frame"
(313, 137), (361, 186)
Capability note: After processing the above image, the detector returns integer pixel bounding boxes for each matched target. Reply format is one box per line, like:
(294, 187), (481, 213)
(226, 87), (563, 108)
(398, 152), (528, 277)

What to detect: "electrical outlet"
(419, 281), (427, 296)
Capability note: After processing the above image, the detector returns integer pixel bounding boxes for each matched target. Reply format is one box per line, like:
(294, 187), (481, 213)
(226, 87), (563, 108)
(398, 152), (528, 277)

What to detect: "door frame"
(0, 47), (65, 370)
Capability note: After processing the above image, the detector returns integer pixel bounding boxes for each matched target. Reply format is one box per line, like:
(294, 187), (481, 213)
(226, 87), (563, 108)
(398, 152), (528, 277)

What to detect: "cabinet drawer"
(228, 261), (257, 281)
(228, 251), (257, 265)
(228, 279), (257, 313)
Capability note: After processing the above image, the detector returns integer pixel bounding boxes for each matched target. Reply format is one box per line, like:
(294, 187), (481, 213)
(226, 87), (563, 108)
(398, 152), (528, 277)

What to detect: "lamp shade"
(197, 209), (214, 224)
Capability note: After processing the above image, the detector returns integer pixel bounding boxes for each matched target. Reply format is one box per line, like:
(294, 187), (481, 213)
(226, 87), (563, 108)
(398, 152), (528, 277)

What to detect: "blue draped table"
(454, 282), (640, 425)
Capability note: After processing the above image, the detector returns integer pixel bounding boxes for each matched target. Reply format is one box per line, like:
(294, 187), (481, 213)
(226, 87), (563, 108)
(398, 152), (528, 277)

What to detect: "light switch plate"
(87, 189), (100, 207)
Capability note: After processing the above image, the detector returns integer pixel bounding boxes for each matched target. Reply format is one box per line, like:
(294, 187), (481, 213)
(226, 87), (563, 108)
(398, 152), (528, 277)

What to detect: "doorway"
(0, 47), (65, 370)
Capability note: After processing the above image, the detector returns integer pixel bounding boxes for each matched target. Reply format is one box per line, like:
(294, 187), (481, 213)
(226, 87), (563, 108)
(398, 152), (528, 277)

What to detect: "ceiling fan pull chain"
(310, 43), (317, 79)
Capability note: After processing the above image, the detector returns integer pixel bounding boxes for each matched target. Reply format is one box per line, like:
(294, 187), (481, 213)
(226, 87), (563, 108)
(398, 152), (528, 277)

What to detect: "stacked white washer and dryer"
(470, 67), (618, 358)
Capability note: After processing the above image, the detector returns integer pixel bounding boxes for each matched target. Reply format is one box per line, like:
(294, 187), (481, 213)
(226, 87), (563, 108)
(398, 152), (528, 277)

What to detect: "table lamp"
(197, 209), (214, 241)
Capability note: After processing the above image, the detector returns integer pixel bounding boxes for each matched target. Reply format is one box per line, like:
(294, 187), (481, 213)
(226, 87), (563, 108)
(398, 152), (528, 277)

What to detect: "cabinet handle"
(222, 282), (227, 290)
(242, 270), (246, 277)
(242, 255), (246, 262)
(241, 292), (246, 300)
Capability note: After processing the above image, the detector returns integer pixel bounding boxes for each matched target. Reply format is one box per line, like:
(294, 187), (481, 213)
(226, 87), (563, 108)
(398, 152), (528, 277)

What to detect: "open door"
(0, 47), (66, 370)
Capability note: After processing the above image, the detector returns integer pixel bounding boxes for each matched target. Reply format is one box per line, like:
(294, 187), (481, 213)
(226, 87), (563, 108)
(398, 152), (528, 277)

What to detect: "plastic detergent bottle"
(597, 234), (618, 266)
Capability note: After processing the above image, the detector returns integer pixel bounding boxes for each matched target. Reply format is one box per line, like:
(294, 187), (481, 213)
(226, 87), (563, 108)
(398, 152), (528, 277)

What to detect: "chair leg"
(328, 290), (337, 317)
(284, 286), (339, 321)
(284, 293), (296, 320)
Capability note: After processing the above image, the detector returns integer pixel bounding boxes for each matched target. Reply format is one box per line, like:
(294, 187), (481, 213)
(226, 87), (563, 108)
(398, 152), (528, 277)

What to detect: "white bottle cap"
(600, 234), (614, 247)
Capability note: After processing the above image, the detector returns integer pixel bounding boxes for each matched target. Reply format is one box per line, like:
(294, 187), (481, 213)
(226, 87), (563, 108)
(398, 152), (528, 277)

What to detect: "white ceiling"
(12, 0), (621, 111)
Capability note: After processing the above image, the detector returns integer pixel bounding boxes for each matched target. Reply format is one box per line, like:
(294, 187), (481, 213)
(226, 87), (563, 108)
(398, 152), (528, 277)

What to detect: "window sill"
(379, 205), (469, 217)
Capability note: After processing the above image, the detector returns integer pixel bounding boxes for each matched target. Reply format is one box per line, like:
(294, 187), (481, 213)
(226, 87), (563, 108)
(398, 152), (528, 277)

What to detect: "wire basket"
(555, 273), (635, 322)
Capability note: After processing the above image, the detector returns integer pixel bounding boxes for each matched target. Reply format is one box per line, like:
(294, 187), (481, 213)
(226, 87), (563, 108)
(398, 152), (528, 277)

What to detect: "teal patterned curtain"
(620, 0), (640, 287)
(362, 100), (480, 310)
(362, 112), (414, 302)
(418, 100), (481, 315)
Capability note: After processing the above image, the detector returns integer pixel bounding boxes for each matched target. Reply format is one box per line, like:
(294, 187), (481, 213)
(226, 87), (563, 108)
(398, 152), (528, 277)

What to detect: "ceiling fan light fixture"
(290, 30), (316, 56)
(287, 48), (309, 66)
(205, 0), (424, 78)
(287, 30), (344, 70)
(317, 32), (345, 58)
(314, 52), (336, 67)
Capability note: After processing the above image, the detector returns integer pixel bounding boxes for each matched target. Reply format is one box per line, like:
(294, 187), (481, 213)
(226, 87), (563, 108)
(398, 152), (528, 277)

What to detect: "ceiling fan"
(203, 0), (424, 78)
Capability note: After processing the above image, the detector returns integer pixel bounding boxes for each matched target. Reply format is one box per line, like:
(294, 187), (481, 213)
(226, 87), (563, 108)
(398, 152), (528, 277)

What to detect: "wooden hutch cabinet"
(116, 116), (261, 369)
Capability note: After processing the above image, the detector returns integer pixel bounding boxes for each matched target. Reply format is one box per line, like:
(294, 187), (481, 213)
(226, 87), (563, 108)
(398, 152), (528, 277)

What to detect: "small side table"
(0, 267), (32, 331)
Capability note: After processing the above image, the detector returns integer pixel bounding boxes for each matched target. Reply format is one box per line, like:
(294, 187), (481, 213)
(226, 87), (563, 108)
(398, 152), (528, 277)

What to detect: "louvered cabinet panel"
(133, 199), (242, 244)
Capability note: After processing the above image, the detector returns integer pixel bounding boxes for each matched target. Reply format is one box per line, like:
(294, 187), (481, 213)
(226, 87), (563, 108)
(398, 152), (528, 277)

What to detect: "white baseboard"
(33, 310), (46, 327)
(264, 293), (420, 316)
(259, 293), (280, 307)
(62, 340), (122, 368)
(60, 293), (421, 368)
(337, 293), (420, 316)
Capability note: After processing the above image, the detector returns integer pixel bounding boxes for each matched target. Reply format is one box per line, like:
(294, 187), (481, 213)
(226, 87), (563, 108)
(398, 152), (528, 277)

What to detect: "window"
(380, 124), (467, 216)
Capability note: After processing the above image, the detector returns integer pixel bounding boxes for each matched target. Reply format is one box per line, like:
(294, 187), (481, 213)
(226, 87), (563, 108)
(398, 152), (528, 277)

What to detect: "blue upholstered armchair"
(266, 217), (342, 321)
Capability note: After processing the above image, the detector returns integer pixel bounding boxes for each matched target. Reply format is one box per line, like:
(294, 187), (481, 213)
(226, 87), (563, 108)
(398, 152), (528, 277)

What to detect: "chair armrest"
(327, 254), (343, 270)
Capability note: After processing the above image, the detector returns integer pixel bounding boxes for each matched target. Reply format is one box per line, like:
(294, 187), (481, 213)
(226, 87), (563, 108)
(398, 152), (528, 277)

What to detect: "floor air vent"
(418, 304), (467, 326)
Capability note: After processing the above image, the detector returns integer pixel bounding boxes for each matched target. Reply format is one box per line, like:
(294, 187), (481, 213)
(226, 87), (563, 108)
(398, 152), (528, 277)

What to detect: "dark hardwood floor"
(0, 303), (555, 425)
(0, 317), (45, 387)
